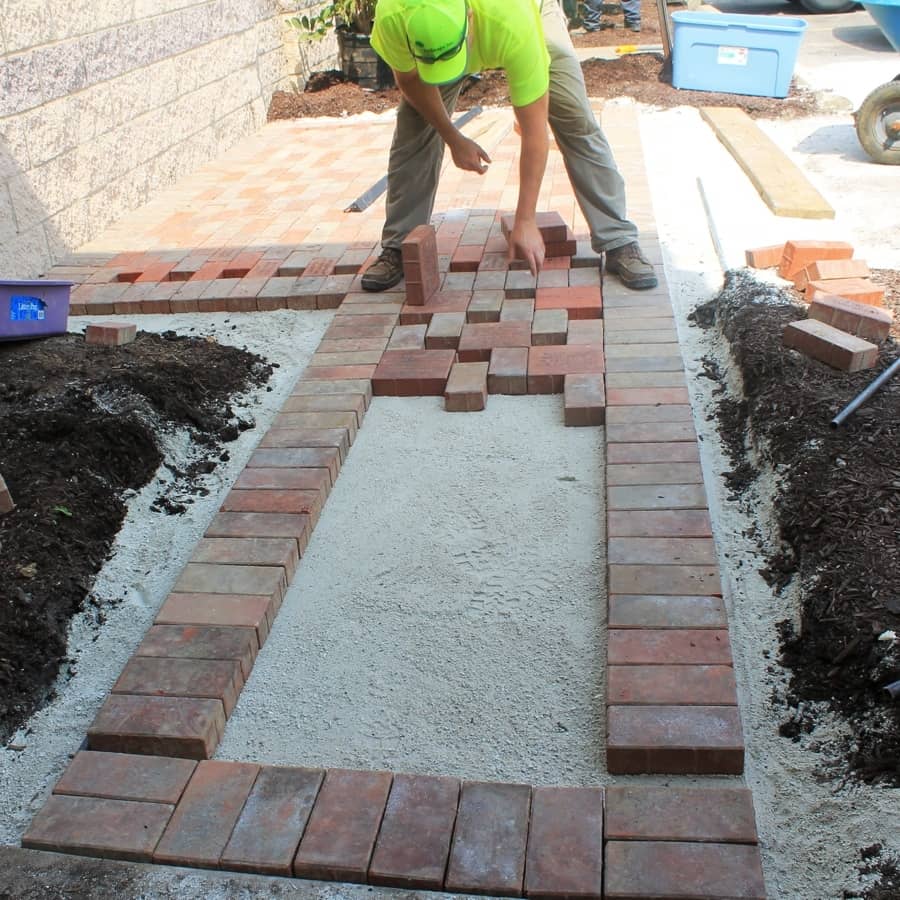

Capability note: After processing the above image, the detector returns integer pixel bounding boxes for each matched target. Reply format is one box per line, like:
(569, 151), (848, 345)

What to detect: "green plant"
(288, 0), (376, 40)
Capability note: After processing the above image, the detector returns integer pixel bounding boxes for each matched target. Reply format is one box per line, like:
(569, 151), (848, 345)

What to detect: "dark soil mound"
(695, 270), (900, 785)
(0, 332), (273, 743)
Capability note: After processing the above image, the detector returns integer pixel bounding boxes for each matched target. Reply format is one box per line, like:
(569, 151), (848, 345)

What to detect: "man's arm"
(509, 92), (550, 277)
(393, 68), (491, 173)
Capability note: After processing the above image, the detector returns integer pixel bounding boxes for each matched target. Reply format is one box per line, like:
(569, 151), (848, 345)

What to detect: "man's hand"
(449, 135), (491, 173)
(509, 218), (545, 278)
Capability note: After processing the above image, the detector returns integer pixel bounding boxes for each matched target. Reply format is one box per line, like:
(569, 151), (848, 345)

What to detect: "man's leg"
(581, 0), (604, 30)
(540, 0), (657, 288)
(621, 0), (642, 30)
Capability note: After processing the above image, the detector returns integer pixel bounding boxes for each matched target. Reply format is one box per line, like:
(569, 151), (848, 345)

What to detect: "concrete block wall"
(0, 0), (329, 279)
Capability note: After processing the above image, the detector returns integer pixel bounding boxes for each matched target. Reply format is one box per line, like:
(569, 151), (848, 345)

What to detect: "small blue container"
(671, 11), (808, 99)
(0, 280), (72, 342)
(861, 0), (900, 52)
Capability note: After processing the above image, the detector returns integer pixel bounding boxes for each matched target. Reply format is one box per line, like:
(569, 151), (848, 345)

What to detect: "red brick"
(402, 225), (440, 305)
(608, 484), (707, 511)
(325, 321), (396, 341)
(783, 319), (879, 372)
(564, 373), (605, 426)
(808, 294), (893, 342)
(191, 537), (299, 580)
(450, 244), (483, 272)
(532, 308), (568, 345)
(222, 251), (265, 279)
(318, 337), (388, 355)
(293, 769), (393, 882)
(567, 319), (605, 345)
(426, 312), (466, 349)
(778, 239), (853, 279)
(605, 354), (684, 374)
(604, 785), (758, 843)
(234, 466), (331, 499)
(368, 773), (460, 889)
(609, 594), (727, 630)
(221, 766), (325, 876)
(372, 349), (456, 396)
(224, 490), (324, 525)
(85, 322), (137, 346)
(300, 364), (378, 381)
(607, 442), (700, 465)
(445, 361), (489, 412)
(608, 510), (713, 538)
(606, 406), (693, 429)
(457, 321), (532, 362)
(204, 512), (311, 559)
(174, 562), (285, 601)
(400, 289), (472, 325)
(388, 324), (428, 349)
(260, 427), (350, 460)
(53, 751), (196, 804)
(806, 277), (884, 306)
(292, 377), (373, 407)
(281, 393), (367, 424)
(156, 592), (273, 645)
(445, 781), (531, 896)
(524, 786), (604, 900)
(544, 237), (577, 258)
(609, 565), (721, 596)
(608, 628), (732, 665)
(302, 257), (337, 278)
(528, 345), (605, 394)
(796, 257), (870, 289)
(136, 624), (258, 680)
(744, 243), (784, 268)
(468, 289), (504, 322)
(87, 694), (225, 759)
(605, 841), (765, 898)
(309, 350), (383, 370)
(488, 347), (529, 395)
(607, 706), (744, 774)
(608, 537), (717, 565)
(604, 315), (676, 334)
(608, 664), (738, 706)
(23, 794), (173, 862)
(606, 387), (690, 407)
(154, 760), (260, 868)
(246, 447), (340, 485)
(534, 286), (602, 320)
(501, 210), (568, 244)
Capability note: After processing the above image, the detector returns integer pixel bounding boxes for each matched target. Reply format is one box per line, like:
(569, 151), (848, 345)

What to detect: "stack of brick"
(401, 225), (441, 306)
(499, 211), (577, 263)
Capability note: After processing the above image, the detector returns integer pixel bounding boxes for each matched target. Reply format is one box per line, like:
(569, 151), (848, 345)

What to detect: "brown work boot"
(604, 242), (658, 290)
(361, 247), (403, 292)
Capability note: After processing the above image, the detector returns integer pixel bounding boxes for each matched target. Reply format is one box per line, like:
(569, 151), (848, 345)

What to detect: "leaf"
(53, 505), (73, 517)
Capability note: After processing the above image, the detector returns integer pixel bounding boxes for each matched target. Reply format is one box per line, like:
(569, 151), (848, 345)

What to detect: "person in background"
(582, 0), (642, 32)
(361, 0), (657, 293)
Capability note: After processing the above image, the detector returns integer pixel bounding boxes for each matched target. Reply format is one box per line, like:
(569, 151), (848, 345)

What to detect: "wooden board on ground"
(700, 106), (835, 220)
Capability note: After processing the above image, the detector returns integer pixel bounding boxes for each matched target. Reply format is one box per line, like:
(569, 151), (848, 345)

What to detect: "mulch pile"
(0, 333), (272, 744)
(693, 270), (900, 786)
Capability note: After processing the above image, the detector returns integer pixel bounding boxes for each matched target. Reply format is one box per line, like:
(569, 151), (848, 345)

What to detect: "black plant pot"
(337, 28), (394, 91)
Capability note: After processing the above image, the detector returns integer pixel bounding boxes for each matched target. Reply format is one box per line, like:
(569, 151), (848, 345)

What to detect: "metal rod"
(830, 356), (900, 428)
(344, 106), (484, 213)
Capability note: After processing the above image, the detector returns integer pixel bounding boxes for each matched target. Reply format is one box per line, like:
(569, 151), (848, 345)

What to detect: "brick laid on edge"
(445, 361), (489, 412)
(136, 624), (259, 680)
(564, 373), (605, 426)
(783, 319), (878, 372)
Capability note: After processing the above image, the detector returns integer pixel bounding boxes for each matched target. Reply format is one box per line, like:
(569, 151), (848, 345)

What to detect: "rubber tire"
(856, 79), (900, 166)
(797, 0), (857, 11)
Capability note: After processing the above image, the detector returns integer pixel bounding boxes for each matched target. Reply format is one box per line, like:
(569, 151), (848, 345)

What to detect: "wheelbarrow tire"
(856, 79), (900, 166)
(797, 0), (857, 11)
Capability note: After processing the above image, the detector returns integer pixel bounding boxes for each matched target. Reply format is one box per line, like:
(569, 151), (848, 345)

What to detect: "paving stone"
(609, 565), (721, 596)
(260, 427), (351, 461)
(536, 268), (569, 290)
(607, 421), (697, 443)
(325, 322), (396, 341)
(300, 364), (379, 380)
(603, 315), (676, 332)
(53, 751), (196, 804)
(222, 488), (325, 522)
(467, 289), (504, 321)
(87, 695), (225, 760)
(604, 841), (766, 899)
(567, 319), (605, 345)
(606, 387), (691, 406)
(524, 786), (604, 900)
(85, 323), (137, 346)
(608, 664), (738, 706)
(204, 512), (313, 557)
(112, 656), (245, 716)
(174, 563), (285, 602)
(607, 329), (679, 345)
(504, 269), (538, 299)
(221, 766), (325, 876)
(400, 290), (472, 325)
(281, 394), (367, 425)
(608, 484), (709, 510)
(445, 362), (489, 412)
(608, 627), (731, 665)
(604, 785), (758, 843)
(246, 447), (341, 485)
(426, 312), (466, 349)
(156, 592), (273, 645)
(308, 350), (384, 369)
(608, 595), (727, 630)
(500, 298), (535, 322)
(488, 347), (529, 395)
(607, 442), (701, 465)
(605, 373), (689, 390)
(291, 378), (373, 409)
(22, 794), (173, 862)
(372, 349), (456, 396)
(606, 402), (693, 424)
(388, 324), (428, 349)
(607, 706), (744, 775)
(293, 769), (393, 883)
(154, 761), (260, 868)
(445, 781), (531, 896)
(317, 338), (388, 355)
(534, 286), (602, 319)
(191, 537), (300, 580)
(608, 537), (717, 565)
(605, 354), (684, 373)
(607, 463), (703, 485)
(457, 321), (532, 362)
(368, 773), (460, 889)
(532, 308), (568, 345)
(564, 373), (606, 426)
(783, 319), (879, 372)
(451, 244), (483, 272)
(528, 345), (605, 394)
(234, 466), (332, 500)
(136, 624), (259, 680)
(809, 293), (893, 342)
(608, 510), (713, 538)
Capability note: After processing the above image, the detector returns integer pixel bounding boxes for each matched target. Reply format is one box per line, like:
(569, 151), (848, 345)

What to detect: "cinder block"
(783, 319), (879, 372)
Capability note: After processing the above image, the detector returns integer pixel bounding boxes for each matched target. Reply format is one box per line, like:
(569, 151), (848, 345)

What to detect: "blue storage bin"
(671, 12), (808, 99)
(861, 0), (900, 52)
(1, 280), (72, 342)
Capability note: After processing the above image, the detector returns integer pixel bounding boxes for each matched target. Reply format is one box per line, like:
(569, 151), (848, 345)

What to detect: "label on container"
(717, 45), (748, 66)
(9, 295), (46, 321)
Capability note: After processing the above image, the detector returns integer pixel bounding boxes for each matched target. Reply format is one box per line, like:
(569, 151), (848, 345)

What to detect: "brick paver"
(135, 624), (259, 679)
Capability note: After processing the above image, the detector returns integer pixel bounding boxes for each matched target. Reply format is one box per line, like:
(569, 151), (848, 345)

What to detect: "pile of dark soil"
(694, 270), (900, 785)
(0, 332), (273, 744)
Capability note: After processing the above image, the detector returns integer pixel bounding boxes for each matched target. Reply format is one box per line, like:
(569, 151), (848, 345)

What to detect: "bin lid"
(1, 280), (74, 287)
(671, 10), (808, 31)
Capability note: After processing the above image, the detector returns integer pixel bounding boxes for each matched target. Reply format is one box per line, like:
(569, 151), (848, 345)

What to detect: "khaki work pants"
(381, 0), (638, 253)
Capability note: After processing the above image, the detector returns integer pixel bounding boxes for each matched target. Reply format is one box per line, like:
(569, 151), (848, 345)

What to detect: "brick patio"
(23, 107), (767, 898)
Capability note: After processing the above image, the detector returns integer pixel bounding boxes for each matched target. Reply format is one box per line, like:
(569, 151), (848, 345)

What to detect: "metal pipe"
(883, 680), (900, 700)
(830, 356), (900, 428)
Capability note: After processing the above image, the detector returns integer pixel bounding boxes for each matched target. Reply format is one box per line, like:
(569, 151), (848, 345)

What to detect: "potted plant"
(289, 0), (393, 90)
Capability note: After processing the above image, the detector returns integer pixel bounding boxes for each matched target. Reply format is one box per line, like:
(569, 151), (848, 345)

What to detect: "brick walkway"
(25, 107), (767, 898)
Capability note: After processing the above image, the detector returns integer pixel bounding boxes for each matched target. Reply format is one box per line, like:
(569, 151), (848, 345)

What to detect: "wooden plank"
(699, 106), (835, 220)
